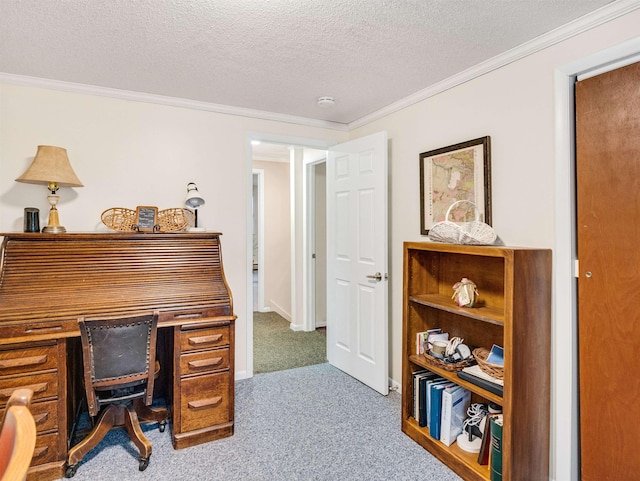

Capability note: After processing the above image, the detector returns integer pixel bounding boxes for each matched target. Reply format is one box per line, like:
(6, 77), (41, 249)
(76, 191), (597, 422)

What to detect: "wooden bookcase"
(401, 242), (551, 481)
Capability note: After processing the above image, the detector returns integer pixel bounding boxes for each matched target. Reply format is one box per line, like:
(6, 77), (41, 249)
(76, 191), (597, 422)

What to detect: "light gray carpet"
(57, 364), (462, 481)
(253, 311), (326, 373)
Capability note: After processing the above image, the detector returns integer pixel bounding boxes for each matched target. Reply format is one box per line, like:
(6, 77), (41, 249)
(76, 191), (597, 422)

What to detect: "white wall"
(0, 82), (348, 381)
(349, 9), (640, 481)
(253, 159), (291, 319)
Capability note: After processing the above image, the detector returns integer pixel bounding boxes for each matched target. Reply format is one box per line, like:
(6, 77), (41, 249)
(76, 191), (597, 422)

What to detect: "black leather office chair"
(65, 311), (168, 477)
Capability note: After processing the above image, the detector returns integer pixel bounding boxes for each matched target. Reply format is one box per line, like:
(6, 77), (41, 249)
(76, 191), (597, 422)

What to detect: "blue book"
(429, 381), (453, 439)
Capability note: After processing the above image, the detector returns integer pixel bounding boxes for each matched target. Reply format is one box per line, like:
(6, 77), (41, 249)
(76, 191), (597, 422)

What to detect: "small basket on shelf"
(422, 352), (475, 372)
(472, 347), (504, 380)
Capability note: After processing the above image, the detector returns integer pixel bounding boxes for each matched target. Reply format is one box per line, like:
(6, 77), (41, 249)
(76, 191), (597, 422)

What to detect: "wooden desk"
(0, 233), (236, 481)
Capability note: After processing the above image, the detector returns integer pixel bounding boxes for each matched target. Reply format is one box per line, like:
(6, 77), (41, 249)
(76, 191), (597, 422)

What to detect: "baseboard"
(268, 300), (291, 322)
(389, 377), (400, 392)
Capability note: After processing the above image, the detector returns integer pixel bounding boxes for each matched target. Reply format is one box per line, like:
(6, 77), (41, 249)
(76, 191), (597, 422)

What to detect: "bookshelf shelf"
(408, 354), (502, 405)
(401, 242), (551, 481)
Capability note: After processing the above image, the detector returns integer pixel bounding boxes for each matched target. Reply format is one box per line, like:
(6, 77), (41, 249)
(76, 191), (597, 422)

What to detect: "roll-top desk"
(0, 233), (236, 481)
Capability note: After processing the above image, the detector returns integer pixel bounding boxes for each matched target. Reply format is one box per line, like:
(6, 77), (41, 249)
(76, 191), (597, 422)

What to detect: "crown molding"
(0, 72), (350, 132)
(1, 0), (637, 133)
(348, 0), (640, 130)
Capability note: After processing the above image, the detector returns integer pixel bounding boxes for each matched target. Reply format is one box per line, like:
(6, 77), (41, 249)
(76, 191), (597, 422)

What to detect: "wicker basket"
(428, 200), (497, 245)
(422, 352), (475, 372)
(472, 347), (504, 380)
(101, 207), (194, 233)
(101, 208), (138, 231)
(157, 208), (194, 233)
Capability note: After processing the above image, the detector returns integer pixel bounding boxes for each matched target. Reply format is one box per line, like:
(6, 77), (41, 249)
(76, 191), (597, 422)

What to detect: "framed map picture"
(419, 136), (492, 235)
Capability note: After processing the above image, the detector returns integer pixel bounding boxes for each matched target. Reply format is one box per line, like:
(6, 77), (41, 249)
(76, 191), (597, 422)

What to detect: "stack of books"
(411, 370), (471, 447)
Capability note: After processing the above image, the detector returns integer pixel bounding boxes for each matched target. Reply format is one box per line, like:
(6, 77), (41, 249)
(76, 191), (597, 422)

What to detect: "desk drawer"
(0, 319), (77, 342)
(32, 400), (59, 432)
(180, 372), (231, 431)
(180, 326), (229, 353)
(0, 399), (58, 433)
(180, 348), (230, 376)
(31, 432), (61, 466)
(0, 372), (58, 406)
(0, 344), (58, 376)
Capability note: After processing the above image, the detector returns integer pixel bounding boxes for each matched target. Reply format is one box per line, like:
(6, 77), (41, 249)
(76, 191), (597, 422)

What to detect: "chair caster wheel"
(139, 457), (150, 471)
(159, 420), (167, 433)
(65, 464), (78, 478)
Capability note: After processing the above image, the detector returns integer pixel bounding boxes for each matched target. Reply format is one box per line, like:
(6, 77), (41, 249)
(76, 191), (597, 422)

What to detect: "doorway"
(247, 136), (333, 376)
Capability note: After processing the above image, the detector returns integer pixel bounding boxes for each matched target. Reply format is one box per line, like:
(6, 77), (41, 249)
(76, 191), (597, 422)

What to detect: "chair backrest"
(0, 389), (36, 481)
(78, 310), (159, 416)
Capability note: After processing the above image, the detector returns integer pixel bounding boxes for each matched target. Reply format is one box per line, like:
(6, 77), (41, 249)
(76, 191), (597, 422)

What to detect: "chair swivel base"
(65, 401), (168, 477)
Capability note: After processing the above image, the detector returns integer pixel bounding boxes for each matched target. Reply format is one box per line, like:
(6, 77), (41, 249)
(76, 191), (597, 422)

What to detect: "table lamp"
(184, 182), (205, 232)
(15, 146), (83, 233)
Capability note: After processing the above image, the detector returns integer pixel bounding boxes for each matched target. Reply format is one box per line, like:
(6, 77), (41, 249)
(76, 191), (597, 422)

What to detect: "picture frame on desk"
(419, 136), (492, 235)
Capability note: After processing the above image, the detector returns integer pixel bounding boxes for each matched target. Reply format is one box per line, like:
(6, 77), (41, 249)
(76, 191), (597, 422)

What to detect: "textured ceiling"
(0, 0), (616, 125)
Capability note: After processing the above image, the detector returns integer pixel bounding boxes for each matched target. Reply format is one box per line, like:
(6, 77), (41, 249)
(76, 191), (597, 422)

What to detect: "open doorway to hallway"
(251, 141), (328, 374)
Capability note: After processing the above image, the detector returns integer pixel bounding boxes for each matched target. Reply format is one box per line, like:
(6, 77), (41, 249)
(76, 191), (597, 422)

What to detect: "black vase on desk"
(24, 207), (40, 232)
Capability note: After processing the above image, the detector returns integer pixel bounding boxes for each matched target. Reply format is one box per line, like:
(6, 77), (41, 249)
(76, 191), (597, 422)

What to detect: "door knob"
(366, 272), (382, 282)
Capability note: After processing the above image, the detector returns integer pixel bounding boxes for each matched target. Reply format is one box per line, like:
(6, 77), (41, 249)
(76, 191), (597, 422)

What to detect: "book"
(428, 381), (454, 439)
(440, 386), (471, 446)
(416, 332), (429, 355)
(478, 414), (496, 465)
(490, 414), (504, 481)
(418, 375), (443, 427)
(457, 367), (504, 397)
(416, 328), (444, 355)
(412, 370), (435, 420)
(424, 377), (448, 428)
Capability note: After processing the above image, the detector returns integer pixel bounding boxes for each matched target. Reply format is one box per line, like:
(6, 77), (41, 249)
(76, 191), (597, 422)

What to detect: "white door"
(326, 131), (388, 395)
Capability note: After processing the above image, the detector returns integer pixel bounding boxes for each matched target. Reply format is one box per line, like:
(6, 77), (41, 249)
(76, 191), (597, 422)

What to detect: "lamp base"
(43, 195), (66, 233)
(187, 227), (206, 232)
(42, 225), (67, 233)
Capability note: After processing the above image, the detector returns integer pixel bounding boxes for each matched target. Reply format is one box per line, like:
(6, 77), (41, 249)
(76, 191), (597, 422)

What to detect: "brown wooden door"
(576, 61), (640, 481)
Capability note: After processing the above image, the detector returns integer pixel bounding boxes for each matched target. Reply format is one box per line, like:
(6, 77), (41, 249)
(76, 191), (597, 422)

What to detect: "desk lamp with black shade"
(15, 146), (83, 233)
(184, 182), (205, 232)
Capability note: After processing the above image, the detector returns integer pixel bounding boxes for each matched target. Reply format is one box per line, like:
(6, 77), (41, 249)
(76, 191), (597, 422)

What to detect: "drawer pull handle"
(188, 396), (222, 410)
(25, 325), (63, 333)
(188, 357), (223, 369)
(188, 334), (222, 345)
(0, 355), (48, 370)
(175, 312), (204, 319)
(32, 445), (48, 459)
(34, 412), (49, 426)
(0, 382), (48, 399)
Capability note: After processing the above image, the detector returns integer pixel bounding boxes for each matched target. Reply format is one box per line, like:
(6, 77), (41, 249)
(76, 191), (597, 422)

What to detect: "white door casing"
(326, 131), (389, 395)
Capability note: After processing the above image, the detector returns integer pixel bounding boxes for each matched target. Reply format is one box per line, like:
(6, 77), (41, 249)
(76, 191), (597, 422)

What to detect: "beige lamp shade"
(15, 146), (83, 188)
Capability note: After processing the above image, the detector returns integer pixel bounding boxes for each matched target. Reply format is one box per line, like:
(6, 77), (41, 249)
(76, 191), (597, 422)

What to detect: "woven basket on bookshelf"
(422, 352), (475, 372)
(473, 347), (504, 380)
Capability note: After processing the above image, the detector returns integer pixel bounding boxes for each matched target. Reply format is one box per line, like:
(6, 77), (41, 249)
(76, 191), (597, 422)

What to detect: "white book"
(440, 386), (471, 446)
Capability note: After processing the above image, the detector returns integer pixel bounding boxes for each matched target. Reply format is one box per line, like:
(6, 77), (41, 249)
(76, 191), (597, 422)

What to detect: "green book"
(490, 414), (503, 481)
